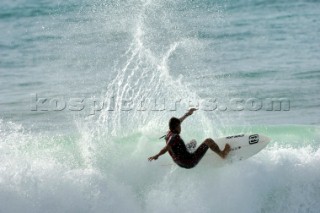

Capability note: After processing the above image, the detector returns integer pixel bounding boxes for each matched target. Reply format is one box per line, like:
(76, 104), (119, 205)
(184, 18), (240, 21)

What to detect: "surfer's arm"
(148, 144), (170, 161)
(179, 108), (197, 122)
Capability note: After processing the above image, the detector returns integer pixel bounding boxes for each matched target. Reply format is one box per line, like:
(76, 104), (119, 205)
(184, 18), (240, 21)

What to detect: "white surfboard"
(202, 133), (271, 166)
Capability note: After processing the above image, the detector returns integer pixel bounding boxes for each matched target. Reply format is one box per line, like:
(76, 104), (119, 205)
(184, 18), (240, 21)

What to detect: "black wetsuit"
(166, 131), (209, 169)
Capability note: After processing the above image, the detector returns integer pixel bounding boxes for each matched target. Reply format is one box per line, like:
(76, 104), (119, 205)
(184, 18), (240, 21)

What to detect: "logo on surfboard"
(249, 134), (259, 144)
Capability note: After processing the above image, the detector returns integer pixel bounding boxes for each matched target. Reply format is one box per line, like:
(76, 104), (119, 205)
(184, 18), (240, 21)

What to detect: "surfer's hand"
(187, 108), (197, 116)
(148, 155), (158, 161)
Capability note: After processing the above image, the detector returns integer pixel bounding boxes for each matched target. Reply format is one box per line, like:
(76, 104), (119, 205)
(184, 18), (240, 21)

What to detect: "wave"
(1, 119), (319, 213)
(1, 0), (319, 212)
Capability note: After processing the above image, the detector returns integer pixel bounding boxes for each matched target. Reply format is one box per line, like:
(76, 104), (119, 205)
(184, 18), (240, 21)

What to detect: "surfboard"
(202, 133), (271, 166)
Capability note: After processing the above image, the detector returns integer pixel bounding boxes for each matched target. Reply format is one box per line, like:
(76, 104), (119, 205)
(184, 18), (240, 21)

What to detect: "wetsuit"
(166, 131), (209, 169)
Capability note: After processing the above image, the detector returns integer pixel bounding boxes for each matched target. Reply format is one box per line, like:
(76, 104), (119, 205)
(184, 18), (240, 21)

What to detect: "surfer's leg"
(189, 143), (210, 166)
(203, 138), (231, 159)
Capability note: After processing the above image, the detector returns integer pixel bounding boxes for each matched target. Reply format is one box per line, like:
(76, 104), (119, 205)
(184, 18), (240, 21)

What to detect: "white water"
(1, 120), (320, 213)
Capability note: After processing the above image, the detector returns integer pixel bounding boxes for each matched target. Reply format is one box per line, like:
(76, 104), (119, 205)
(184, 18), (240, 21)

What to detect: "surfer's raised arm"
(179, 108), (198, 123)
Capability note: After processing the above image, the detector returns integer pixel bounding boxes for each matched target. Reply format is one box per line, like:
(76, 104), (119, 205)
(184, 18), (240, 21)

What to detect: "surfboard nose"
(259, 134), (271, 143)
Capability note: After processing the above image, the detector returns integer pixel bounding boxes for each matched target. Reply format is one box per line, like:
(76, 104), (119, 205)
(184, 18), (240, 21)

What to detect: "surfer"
(148, 108), (231, 169)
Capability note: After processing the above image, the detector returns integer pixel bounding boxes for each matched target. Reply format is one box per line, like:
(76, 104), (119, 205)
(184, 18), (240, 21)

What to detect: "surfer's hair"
(169, 117), (181, 131)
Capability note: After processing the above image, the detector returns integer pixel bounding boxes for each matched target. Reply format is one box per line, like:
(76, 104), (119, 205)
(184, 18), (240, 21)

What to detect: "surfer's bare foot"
(221, 144), (231, 159)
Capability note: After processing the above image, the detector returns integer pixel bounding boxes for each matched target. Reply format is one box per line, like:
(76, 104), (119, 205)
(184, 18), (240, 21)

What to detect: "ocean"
(0, 0), (319, 212)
